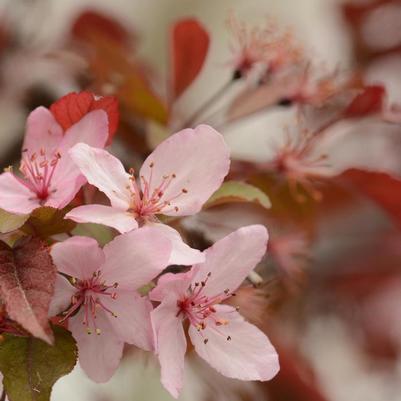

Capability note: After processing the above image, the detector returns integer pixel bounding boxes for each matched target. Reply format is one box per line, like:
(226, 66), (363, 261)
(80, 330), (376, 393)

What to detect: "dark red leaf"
(0, 237), (56, 344)
(50, 91), (119, 144)
(343, 85), (386, 118)
(71, 10), (130, 47)
(266, 342), (329, 401)
(341, 168), (401, 226)
(171, 18), (210, 99)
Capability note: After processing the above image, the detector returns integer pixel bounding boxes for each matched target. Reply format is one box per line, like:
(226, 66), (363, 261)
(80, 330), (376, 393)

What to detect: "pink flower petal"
(192, 225), (268, 297)
(45, 175), (87, 210)
(149, 223), (205, 265)
(149, 270), (195, 302)
(51, 236), (104, 279)
(100, 291), (153, 350)
(0, 172), (39, 214)
(22, 107), (63, 155)
(45, 110), (110, 209)
(48, 275), (76, 317)
(151, 296), (186, 398)
(139, 125), (230, 216)
(101, 226), (172, 290)
(50, 110), (108, 187)
(66, 204), (137, 233)
(189, 305), (279, 381)
(58, 110), (109, 152)
(69, 143), (131, 209)
(69, 310), (124, 383)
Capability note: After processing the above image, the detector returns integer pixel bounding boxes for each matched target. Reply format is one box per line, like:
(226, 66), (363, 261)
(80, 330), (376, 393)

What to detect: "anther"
(204, 338), (209, 344)
(182, 188), (188, 193)
(227, 336), (231, 341)
(96, 328), (101, 335)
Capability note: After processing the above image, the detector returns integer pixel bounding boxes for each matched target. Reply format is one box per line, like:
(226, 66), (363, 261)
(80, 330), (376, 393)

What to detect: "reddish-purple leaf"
(171, 18), (210, 100)
(343, 85), (386, 118)
(341, 168), (401, 227)
(0, 237), (56, 344)
(71, 10), (130, 47)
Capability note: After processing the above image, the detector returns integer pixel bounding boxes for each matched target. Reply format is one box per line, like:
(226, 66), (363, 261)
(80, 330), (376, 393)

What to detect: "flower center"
(270, 128), (329, 202)
(19, 148), (61, 201)
(61, 270), (118, 335)
(126, 162), (188, 219)
(177, 272), (237, 344)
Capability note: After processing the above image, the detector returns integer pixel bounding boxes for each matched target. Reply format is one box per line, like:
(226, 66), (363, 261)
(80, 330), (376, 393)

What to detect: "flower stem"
(181, 77), (236, 128)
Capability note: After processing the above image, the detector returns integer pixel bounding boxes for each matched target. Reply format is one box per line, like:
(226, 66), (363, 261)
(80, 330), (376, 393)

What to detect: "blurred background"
(1, 0), (401, 400)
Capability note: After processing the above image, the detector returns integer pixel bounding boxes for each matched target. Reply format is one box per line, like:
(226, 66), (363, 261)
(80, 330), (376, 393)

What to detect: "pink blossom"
(227, 13), (302, 79)
(66, 124), (230, 265)
(49, 227), (172, 382)
(150, 225), (279, 398)
(0, 107), (108, 215)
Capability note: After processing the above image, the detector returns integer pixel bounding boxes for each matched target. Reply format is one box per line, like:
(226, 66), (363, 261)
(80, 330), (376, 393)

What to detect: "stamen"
(177, 272), (235, 344)
(59, 271), (119, 335)
(18, 148), (61, 201)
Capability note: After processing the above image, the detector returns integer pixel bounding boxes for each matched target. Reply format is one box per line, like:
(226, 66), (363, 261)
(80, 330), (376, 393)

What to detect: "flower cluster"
(0, 93), (279, 398)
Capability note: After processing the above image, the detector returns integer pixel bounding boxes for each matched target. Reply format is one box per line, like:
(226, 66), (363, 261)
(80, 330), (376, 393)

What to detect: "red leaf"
(0, 237), (56, 344)
(343, 85), (386, 118)
(171, 18), (210, 99)
(266, 342), (329, 401)
(341, 168), (401, 226)
(72, 10), (130, 47)
(50, 91), (119, 144)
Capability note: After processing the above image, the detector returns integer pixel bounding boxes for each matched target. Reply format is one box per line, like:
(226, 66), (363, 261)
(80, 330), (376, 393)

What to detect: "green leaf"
(204, 181), (271, 210)
(0, 209), (29, 234)
(72, 222), (115, 246)
(0, 325), (77, 401)
(21, 207), (76, 239)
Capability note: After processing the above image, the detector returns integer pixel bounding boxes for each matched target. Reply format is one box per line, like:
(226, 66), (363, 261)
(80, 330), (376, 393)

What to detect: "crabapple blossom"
(66, 124), (230, 265)
(227, 13), (302, 79)
(150, 225), (279, 398)
(49, 227), (172, 382)
(0, 107), (108, 215)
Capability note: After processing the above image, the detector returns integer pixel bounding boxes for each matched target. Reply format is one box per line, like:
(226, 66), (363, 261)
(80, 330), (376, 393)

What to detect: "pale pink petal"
(45, 175), (86, 210)
(58, 110), (108, 151)
(149, 270), (195, 302)
(48, 275), (76, 317)
(66, 204), (137, 233)
(189, 305), (279, 381)
(69, 310), (124, 383)
(69, 143), (131, 209)
(151, 296), (186, 398)
(22, 107), (63, 155)
(149, 223), (204, 266)
(100, 291), (153, 350)
(31, 110), (110, 209)
(51, 110), (109, 187)
(0, 172), (39, 214)
(101, 226), (172, 290)
(51, 236), (104, 279)
(139, 125), (230, 216)
(192, 225), (268, 297)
